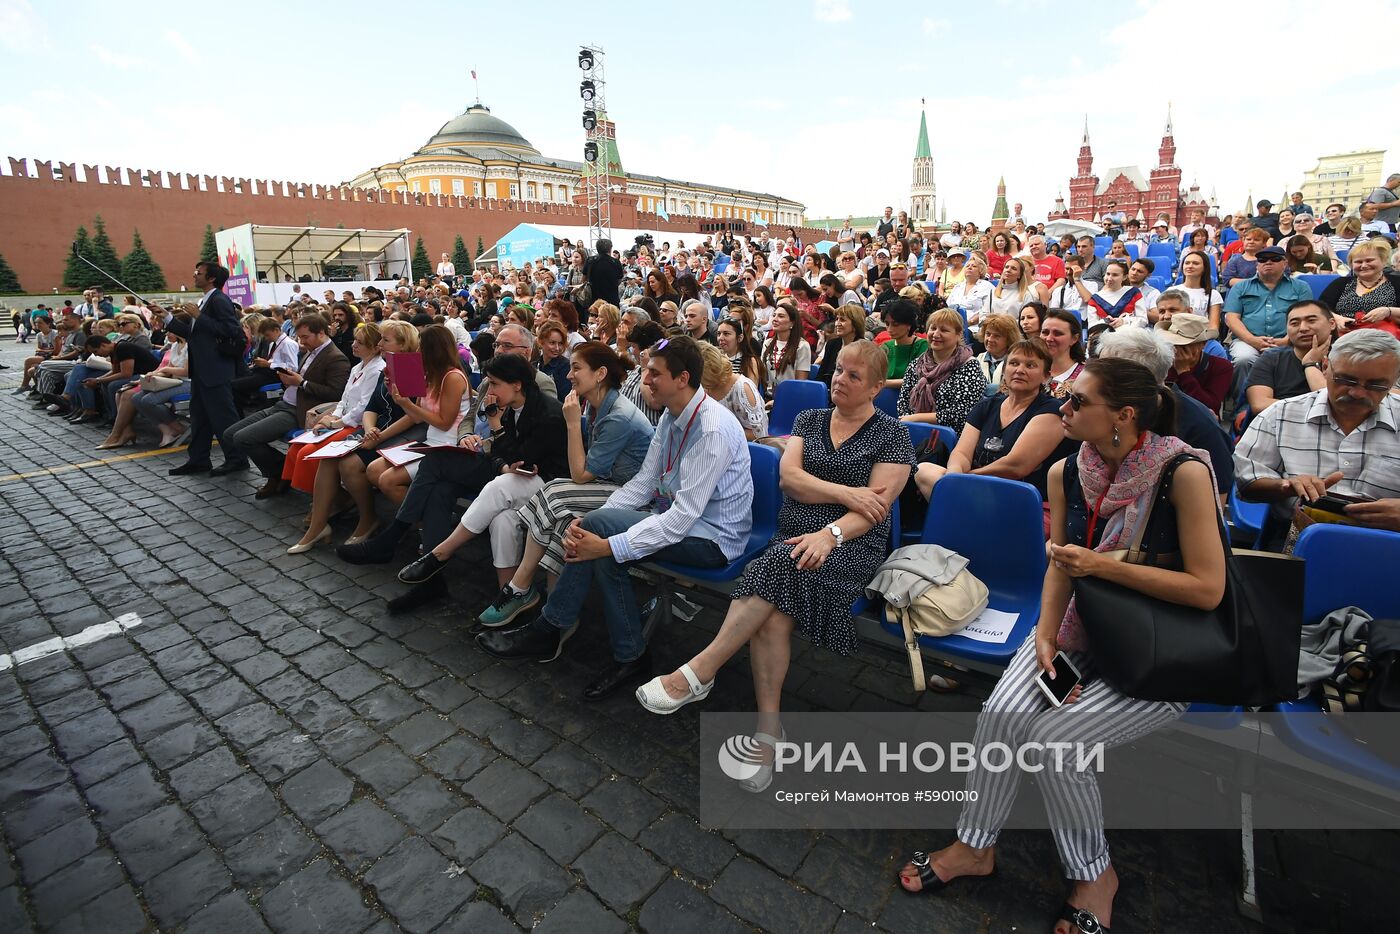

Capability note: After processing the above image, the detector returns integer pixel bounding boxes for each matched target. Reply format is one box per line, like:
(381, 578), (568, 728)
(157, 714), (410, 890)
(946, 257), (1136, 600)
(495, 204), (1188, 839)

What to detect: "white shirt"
(437, 261), (455, 277)
(443, 316), (470, 344)
(332, 355), (387, 426)
(268, 334), (299, 371)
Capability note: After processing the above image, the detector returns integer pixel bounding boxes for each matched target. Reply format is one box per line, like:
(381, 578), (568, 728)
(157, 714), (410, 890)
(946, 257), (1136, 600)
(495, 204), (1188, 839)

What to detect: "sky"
(4, 0), (1399, 226)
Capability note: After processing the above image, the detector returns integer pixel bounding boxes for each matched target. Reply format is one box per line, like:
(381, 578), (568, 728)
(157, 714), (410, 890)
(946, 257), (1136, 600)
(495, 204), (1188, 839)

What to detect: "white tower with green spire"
(910, 99), (936, 227)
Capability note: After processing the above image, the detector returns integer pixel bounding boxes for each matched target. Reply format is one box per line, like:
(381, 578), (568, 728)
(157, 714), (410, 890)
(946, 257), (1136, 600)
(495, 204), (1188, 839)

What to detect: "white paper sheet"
(305, 437), (365, 460)
(957, 607), (1019, 644)
(379, 445), (426, 467)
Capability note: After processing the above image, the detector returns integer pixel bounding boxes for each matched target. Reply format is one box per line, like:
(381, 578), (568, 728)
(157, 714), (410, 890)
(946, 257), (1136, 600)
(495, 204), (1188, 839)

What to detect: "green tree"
(411, 236), (431, 282)
(199, 224), (218, 264)
(475, 235), (485, 261)
(63, 224), (91, 289)
(119, 229), (166, 291)
(87, 215), (123, 284)
(0, 251), (22, 293)
(451, 235), (471, 274)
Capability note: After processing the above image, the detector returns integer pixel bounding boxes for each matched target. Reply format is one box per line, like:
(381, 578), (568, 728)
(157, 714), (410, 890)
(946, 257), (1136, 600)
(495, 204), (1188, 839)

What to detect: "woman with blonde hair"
(1328, 215), (1366, 264)
(589, 300), (621, 346)
(1321, 237), (1400, 339)
(974, 314), (1023, 392)
(699, 341), (767, 440)
(839, 251), (866, 292)
(896, 308), (987, 433)
(289, 322), (422, 550)
(989, 257), (1046, 322)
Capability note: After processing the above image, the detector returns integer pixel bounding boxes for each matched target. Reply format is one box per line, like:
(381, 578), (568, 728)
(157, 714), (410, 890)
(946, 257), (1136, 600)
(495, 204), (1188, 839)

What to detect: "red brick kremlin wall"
(0, 157), (832, 292)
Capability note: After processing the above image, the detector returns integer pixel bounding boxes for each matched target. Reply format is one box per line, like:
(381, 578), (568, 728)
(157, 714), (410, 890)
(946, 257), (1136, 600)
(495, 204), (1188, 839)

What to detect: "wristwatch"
(827, 524), (844, 547)
(1302, 361), (1323, 371)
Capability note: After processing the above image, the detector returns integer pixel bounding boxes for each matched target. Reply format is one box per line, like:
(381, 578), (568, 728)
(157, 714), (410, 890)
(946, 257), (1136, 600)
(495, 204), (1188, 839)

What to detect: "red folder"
(384, 351), (426, 397)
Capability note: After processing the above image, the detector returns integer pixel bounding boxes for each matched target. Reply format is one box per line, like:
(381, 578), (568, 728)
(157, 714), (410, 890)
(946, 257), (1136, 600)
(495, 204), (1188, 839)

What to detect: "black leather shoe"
(398, 552), (446, 585)
(168, 462), (211, 476)
(255, 478), (289, 499)
(386, 576), (448, 614)
(477, 618), (575, 663)
(582, 651), (653, 701)
(335, 528), (402, 565)
(210, 461), (250, 476)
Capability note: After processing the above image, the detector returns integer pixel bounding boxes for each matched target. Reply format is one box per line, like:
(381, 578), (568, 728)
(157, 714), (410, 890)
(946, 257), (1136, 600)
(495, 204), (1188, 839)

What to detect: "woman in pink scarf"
(897, 357), (1227, 934)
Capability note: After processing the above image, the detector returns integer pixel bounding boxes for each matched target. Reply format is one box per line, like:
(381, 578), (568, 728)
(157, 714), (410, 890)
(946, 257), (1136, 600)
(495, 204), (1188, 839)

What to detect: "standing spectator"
(436, 252), (455, 282)
(1365, 173), (1400, 229)
(585, 238), (624, 306)
(167, 263), (246, 476)
(1289, 191), (1316, 218)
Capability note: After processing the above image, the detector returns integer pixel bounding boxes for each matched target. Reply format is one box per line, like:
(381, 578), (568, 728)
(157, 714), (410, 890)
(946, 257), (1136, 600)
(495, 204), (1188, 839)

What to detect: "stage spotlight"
(584, 141), (598, 162)
(583, 110), (597, 131)
(578, 49), (594, 70)
(580, 80), (595, 102)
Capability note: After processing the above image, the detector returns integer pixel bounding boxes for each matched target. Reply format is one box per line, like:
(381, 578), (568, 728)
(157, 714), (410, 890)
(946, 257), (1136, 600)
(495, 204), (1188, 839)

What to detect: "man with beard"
(1235, 329), (1400, 543)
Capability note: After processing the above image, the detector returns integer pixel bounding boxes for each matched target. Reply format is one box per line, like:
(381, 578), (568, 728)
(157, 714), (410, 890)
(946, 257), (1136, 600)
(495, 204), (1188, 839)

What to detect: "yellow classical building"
(347, 102), (806, 228)
(1299, 149), (1386, 210)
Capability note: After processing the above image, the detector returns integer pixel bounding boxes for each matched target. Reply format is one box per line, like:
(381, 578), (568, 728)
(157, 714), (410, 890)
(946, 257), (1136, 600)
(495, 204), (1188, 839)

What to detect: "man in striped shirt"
(479, 336), (754, 700)
(1235, 330), (1400, 543)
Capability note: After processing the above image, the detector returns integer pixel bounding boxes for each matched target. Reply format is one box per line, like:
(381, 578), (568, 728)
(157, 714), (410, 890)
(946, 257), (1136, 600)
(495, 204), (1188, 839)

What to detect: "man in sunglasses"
(1235, 329), (1400, 540)
(1222, 245), (1314, 376)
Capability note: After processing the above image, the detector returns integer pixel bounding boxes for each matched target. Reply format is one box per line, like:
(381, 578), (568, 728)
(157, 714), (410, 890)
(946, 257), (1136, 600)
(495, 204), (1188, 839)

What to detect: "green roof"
(914, 108), (931, 160)
(991, 176), (1009, 220)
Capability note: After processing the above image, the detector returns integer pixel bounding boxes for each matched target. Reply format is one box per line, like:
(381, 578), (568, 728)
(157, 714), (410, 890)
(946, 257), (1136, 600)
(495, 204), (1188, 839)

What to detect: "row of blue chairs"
(642, 433), (1400, 791)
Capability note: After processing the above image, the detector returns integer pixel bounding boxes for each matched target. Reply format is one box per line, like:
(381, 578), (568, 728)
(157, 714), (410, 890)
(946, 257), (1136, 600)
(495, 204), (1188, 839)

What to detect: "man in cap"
(1148, 218), (1180, 251)
(1222, 244), (1314, 373)
(1160, 311), (1233, 414)
(1252, 199), (1280, 239)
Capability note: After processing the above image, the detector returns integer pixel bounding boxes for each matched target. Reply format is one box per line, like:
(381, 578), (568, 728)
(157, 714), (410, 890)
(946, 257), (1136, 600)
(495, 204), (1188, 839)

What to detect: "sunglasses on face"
(1255, 256), (1285, 264)
(1065, 392), (1113, 412)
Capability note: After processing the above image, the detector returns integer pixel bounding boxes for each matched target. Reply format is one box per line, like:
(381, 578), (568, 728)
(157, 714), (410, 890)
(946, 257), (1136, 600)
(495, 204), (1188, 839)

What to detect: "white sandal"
(635, 663), (713, 715)
(738, 729), (786, 794)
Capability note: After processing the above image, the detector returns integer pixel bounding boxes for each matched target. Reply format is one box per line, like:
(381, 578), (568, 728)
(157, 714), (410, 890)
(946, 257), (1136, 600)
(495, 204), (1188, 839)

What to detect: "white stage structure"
(214, 224), (412, 306)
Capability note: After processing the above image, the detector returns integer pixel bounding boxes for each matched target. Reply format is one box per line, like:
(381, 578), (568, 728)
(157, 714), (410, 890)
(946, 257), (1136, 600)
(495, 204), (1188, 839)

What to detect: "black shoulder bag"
(1071, 454), (1303, 705)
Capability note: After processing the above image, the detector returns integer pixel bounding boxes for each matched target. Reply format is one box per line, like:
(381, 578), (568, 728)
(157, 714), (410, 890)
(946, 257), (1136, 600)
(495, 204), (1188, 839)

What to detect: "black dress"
(731, 408), (915, 656)
(964, 391), (1077, 501)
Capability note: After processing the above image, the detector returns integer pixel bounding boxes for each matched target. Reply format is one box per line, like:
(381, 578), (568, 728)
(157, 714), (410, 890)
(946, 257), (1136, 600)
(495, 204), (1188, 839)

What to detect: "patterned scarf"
(909, 345), (973, 415)
(1058, 431), (1217, 651)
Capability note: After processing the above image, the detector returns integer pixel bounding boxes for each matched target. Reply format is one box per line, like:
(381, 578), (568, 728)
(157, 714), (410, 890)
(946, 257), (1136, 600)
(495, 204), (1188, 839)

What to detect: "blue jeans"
(539, 508), (726, 663)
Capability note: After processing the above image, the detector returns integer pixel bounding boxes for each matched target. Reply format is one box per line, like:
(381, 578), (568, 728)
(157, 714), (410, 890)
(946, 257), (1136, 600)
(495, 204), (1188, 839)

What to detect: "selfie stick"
(69, 244), (162, 308)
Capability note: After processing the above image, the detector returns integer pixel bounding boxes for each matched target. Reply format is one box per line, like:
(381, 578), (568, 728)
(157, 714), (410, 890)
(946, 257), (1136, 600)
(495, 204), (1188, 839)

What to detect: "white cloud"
(921, 17), (948, 36)
(813, 0), (851, 23)
(163, 29), (198, 63)
(0, 0), (45, 51)
(90, 43), (145, 69)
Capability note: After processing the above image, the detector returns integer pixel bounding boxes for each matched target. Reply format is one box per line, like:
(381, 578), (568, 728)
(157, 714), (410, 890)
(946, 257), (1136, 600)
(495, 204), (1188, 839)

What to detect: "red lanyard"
(664, 397), (705, 476)
(1085, 432), (1146, 546)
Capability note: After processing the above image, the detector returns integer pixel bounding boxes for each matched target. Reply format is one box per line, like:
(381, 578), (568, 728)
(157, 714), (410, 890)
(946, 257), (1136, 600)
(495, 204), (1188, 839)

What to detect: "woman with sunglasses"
(898, 357), (1224, 934)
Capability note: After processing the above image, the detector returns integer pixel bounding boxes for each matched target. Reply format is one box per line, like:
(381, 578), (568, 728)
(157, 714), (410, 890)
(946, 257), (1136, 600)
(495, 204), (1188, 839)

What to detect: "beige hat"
(1159, 312), (1218, 345)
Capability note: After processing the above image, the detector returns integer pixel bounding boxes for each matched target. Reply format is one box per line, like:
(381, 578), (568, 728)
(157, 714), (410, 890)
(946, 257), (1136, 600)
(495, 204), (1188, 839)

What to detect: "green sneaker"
(477, 584), (541, 628)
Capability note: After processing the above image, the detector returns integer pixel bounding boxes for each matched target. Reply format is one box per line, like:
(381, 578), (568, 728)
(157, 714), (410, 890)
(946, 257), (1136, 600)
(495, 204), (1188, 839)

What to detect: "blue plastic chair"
(469, 371), (483, 389)
(1297, 274), (1338, 300)
(1228, 485), (1268, 549)
(768, 379), (829, 435)
(1147, 275), (1169, 292)
(881, 474), (1046, 670)
(874, 387), (899, 417)
(1124, 243), (1140, 262)
(653, 443), (779, 584)
(1146, 242), (1177, 262)
(1271, 525), (1400, 790)
(1094, 236), (1113, 252)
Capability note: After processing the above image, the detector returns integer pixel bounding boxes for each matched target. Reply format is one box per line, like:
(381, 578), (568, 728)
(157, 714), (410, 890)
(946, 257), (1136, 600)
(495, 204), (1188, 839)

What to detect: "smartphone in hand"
(1035, 651), (1083, 708)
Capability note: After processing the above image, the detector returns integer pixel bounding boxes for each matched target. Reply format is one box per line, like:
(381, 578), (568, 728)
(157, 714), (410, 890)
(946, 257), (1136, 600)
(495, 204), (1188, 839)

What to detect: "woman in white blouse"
(699, 342), (767, 440)
(946, 257), (995, 340)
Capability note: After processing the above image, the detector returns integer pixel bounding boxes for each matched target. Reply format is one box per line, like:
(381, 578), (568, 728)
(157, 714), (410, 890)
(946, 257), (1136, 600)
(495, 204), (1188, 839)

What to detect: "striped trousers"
(956, 635), (1187, 880)
(516, 479), (622, 577)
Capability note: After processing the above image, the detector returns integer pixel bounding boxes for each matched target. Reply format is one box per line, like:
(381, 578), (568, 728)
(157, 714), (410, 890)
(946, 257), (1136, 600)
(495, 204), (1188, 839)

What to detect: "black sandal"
(1058, 903), (1110, 934)
(896, 851), (994, 894)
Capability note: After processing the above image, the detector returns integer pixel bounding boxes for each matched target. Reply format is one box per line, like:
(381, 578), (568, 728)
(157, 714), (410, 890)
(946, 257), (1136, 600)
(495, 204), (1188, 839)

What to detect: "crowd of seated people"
(23, 212), (1391, 934)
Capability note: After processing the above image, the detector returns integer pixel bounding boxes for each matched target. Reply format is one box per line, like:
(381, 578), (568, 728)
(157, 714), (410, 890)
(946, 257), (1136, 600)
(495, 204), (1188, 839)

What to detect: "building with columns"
(1299, 149), (1387, 212)
(1048, 109), (1213, 227)
(349, 100), (806, 228)
(909, 100), (936, 227)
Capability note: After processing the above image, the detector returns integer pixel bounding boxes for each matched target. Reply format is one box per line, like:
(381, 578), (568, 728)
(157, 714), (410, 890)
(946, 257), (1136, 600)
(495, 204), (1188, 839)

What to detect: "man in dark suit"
(168, 262), (246, 476)
(584, 238), (624, 306)
(223, 311), (350, 498)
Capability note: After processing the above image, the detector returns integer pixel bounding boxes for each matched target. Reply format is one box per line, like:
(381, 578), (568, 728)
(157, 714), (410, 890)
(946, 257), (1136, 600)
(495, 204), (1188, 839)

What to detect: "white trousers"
(459, 472), (545, 568)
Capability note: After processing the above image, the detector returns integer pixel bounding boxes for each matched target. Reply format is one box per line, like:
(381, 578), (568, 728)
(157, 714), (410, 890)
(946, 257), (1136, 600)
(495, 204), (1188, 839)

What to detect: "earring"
(1112, 426), (1121, 448)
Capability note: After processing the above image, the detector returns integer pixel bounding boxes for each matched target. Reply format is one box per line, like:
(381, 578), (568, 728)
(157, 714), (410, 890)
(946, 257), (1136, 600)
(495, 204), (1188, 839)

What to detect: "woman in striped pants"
(474, 343), (656, 628)
(897, 357), (1227, 934)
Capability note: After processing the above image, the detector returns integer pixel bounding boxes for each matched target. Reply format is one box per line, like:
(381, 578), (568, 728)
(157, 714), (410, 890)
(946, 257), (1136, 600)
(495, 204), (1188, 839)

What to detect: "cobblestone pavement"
(0, 339), (1391, 932)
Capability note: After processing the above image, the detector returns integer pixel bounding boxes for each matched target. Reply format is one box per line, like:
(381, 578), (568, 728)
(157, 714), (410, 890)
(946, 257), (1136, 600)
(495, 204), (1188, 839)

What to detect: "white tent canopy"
(247, 226), (413, 282)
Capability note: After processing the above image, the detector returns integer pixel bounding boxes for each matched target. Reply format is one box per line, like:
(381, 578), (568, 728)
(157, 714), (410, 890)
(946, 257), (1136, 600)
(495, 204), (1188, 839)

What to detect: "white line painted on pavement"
(0, 613), (144, 671)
